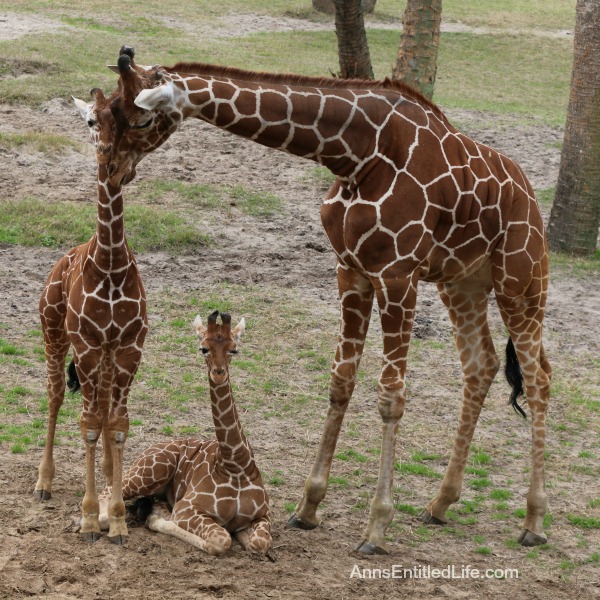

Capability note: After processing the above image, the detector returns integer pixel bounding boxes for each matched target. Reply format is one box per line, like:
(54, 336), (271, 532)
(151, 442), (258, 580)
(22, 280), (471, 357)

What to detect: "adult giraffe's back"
(98, 48), (550, 553)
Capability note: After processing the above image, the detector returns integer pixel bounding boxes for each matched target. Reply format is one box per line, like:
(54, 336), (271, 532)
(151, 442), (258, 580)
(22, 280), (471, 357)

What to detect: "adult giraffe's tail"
(505, 338), (526, 418)
(66, 358), (81, 393)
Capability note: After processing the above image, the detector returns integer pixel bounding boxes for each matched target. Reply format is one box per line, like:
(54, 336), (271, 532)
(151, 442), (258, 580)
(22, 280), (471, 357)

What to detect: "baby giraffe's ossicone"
(99, 311), (271, 556)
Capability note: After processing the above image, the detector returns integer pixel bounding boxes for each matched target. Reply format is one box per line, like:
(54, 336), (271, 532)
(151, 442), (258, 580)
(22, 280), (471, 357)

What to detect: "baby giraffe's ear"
(73, 97), (91, 121)
(232, 318), (246, 343)
(193, 315), (206, 339)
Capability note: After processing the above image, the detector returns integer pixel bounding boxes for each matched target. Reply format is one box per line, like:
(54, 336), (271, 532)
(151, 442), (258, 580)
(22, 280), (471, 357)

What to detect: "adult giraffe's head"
(193, 311), (246, 385)
(74, 47), (181, 186)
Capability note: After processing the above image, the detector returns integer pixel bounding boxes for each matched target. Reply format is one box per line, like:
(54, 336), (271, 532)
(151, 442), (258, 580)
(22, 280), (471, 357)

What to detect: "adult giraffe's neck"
(171, 73), (382, 180)
(92, 163), (130, 272)
(209, 376), (255, 476)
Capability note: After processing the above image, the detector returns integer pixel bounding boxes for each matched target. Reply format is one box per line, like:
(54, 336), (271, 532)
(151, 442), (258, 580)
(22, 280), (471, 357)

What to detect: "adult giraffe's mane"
(165, 62), (448, 121)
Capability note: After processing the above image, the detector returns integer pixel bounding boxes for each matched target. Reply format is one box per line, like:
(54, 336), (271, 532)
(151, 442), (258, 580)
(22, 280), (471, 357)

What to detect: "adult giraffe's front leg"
(288, 265), (374, 530)
(356, 276), (417, 555)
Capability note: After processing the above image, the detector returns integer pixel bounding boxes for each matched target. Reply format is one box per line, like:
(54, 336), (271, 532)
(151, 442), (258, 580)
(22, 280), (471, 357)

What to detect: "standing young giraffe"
(100, 48), (551, 553)
(99, 311), (272, 556)
(35, 89), (147, 544)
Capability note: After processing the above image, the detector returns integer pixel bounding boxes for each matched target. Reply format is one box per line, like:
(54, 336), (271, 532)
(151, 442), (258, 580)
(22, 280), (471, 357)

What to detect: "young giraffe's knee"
(205, 531), (232, 556)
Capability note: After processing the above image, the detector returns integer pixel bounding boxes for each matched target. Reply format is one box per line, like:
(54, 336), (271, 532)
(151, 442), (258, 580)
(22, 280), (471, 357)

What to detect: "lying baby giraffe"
(100, 311), (271, 555)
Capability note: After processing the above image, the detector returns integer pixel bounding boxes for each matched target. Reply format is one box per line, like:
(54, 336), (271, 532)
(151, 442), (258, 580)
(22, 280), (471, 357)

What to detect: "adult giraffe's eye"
(136, 118), (152, 129)
(87, 119), (96, 127)
(201, 347), (209, 354)
(229, 349), (238, 355)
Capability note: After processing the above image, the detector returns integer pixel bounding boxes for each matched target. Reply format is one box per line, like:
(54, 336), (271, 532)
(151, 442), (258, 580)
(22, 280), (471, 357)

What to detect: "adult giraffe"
(102, 48), (551, 554)
(35, 88), (147, 544)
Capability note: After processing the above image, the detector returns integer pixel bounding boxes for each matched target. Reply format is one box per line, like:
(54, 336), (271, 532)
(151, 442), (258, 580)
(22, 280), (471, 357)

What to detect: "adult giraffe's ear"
(232, 318), (246, 343)
(193, 315), (206, 339)
(72, 97), (91, 121)
(134, 84), (173, 110)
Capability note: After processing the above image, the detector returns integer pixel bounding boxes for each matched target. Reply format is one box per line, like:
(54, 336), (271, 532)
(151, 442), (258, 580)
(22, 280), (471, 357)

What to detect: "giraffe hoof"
(354, 540), (388, 555)
(80, 531), (101, 543)
(107, 534), (128, 545)
(286, 513), (318, 531)
(518, 529), (547, 547)
(419, 510), (446, 525)
(33, 489), (51, 501)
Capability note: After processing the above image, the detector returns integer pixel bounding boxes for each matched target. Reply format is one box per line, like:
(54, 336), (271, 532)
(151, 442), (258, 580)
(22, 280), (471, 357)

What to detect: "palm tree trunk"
(392, 0), (442, 100)
(548, 0), (600, 255)
(332, 0), (374, 80)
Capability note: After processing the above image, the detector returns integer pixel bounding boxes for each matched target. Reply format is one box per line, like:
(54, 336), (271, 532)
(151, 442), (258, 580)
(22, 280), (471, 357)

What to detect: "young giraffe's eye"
(87, 119), (96, 128)
(201, 347), (209, 354)
(229, 349), (238, 355)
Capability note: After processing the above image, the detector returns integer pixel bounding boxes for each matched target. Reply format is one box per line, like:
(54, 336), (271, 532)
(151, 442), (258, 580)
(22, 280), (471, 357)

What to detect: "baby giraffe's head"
(194, 311), (245, 385)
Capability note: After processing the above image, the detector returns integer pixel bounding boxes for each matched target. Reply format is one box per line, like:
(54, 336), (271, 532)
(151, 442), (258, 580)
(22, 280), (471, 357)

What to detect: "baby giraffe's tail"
(505, 338), (526, 418)
(66, 358), (81, 393)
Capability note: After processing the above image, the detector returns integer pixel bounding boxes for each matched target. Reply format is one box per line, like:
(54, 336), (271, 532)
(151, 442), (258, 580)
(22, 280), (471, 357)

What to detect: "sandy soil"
(1, 10), (599, 600)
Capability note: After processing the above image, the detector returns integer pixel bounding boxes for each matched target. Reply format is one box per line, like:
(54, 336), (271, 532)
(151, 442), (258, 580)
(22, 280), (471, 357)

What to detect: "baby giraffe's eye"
(201, 347), (209, 354)
(87, 119), (96, 128)
(229, 349), (238, 355)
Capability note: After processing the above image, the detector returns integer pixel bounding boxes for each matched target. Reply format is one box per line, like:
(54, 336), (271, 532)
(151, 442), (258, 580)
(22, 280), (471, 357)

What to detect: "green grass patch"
(395, 462), (442, 479)
(567, 515), (600, 530)
(0, 131), (81, 153)
(0, 198), (212, 252)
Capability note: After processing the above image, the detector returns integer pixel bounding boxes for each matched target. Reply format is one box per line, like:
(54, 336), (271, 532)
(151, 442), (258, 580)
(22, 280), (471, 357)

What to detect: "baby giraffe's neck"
(209, 375), (255, 476)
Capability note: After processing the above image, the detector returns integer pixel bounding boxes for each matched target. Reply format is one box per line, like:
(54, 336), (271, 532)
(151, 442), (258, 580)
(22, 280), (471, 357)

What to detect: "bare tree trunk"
(332, 0), (374, 79)
(548, 0), (600, 255)
(313, 0), (376, 15)
(393, 0), (442, 99)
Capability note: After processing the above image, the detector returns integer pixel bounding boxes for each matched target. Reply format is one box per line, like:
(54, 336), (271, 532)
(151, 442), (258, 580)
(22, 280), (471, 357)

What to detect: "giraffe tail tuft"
(66, 358), (81, 393)
(505, 338), (526, 418)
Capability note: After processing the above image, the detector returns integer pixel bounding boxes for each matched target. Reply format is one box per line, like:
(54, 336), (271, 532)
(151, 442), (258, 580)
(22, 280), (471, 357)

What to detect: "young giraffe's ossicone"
(35, 88), (147, 544)
(99, 311), (272, 556)
(97, 47), (551, 553)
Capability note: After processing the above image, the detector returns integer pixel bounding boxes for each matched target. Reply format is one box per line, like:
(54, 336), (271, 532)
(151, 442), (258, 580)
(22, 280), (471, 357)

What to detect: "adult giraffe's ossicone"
(100, 47), (551, 553)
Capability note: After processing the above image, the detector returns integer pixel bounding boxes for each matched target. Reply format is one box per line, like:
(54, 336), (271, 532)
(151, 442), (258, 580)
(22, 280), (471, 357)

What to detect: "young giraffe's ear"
(232, 318), (246, 343)
(73, 97), (91, 121)
(193, 315), (206, 339)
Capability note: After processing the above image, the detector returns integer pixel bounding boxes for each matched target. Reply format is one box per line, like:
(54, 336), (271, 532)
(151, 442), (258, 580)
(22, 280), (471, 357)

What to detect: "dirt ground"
(1, 11), (600, 600)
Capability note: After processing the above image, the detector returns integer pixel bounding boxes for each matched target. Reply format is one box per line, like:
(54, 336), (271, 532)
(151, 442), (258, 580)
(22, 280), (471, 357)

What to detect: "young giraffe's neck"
(166, 71), (399, 180)
(91, 163), (131, 272)
(209, 376), (255, 476)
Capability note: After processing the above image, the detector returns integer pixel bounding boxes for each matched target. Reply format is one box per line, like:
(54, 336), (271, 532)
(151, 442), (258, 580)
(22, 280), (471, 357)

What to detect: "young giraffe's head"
(193, 311), (246, 385)
(73, 88), (116, 167)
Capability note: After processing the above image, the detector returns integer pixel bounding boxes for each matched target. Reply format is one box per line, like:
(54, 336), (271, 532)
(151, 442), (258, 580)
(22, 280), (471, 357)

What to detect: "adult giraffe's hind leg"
(421, 277), (500, 525)
(288, 266), (374, 530)
(495, 258), (550, 547)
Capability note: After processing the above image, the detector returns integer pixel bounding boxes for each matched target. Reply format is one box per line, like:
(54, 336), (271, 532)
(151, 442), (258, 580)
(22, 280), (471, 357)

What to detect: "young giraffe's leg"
(75, 347), (104, 542)
(34, 333), (70, 500)
(421, 276), (499, 524)
(99, 440), (181, 530)
(149, 500), (233, 556)
(495, 259), (550, 546)
(356, 276), (418, 555)
(234, 511), (272, 554)
(289, 266), (374, 529)
(104, 347), (143, 544)
(35, 267), (70, 500)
